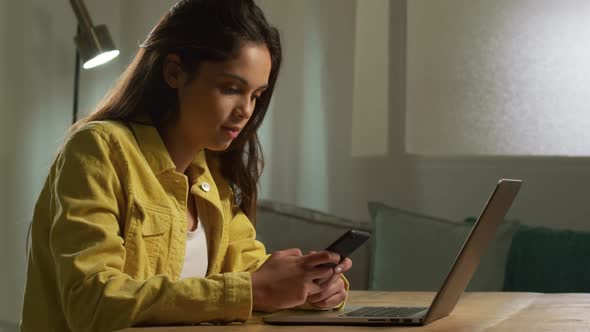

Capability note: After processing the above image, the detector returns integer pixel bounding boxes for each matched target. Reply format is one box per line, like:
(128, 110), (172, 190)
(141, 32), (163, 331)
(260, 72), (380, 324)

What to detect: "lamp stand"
(72, 25), (81, 125)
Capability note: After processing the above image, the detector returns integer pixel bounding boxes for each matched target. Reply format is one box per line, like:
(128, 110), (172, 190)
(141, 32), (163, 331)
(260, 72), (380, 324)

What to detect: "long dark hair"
(71, 0), (282, 222)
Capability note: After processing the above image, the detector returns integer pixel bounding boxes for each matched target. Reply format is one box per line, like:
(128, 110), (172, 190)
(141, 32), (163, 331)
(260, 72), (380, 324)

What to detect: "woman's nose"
(235, 97), (255, 119)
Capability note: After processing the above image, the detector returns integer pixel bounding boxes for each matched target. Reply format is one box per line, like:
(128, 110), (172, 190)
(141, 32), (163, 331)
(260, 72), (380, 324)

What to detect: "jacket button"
(200, 182), (211, 192)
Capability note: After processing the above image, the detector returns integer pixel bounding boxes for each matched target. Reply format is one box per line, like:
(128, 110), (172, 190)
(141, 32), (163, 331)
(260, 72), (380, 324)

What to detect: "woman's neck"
(158, 120), (203, 174)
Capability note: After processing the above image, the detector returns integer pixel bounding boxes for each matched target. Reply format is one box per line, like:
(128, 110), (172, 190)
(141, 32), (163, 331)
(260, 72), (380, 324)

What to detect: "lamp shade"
(70, 0), (119, 69)
(74, 25), (119, 69)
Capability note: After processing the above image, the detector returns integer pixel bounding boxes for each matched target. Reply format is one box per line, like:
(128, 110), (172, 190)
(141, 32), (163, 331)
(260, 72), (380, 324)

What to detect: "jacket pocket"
(140, 202), (171, 273)
(141, 211), (170, 236)
(124, 198), (172, 277)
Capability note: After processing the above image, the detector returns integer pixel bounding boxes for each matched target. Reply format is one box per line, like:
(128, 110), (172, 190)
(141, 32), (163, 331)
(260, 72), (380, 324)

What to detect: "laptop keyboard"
(344, 306), (427, 318)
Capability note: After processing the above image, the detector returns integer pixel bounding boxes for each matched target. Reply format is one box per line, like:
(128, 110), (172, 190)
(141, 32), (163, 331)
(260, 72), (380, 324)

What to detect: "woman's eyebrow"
(219, 72), (268, 90)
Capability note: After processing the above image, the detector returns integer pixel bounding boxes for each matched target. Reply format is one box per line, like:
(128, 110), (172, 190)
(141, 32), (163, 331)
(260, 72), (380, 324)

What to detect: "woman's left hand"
(306, 257), (352, 308)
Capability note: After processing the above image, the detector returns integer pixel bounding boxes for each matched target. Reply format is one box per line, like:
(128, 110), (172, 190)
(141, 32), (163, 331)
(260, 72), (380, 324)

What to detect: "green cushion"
(503, 225), (590, 293)
(368, 202), (520, 292)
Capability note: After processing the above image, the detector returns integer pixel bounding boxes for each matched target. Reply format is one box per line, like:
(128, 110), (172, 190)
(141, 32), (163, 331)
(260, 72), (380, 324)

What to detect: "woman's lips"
(222, 126), (241, 139)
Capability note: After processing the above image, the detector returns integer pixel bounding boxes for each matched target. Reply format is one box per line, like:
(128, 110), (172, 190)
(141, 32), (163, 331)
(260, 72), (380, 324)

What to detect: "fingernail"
(335, 267), (343, 273)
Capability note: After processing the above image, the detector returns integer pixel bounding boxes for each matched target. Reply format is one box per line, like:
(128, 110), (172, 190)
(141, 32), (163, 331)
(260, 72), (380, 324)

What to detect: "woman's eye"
(222, 87), (241, 94)
(222, 86), (262, 101)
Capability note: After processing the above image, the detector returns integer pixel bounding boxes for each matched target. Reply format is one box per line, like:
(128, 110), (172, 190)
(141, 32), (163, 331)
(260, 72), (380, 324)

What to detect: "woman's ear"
(163, 54), (184, 88)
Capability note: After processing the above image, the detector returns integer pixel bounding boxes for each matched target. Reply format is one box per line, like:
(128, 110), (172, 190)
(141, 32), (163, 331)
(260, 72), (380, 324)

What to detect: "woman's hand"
(307, 257), (352, 309)
(250, 249), (341, 312)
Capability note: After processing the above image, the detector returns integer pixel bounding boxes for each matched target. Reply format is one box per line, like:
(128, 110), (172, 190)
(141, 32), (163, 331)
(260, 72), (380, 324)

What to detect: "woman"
(21, 0), (352, 331)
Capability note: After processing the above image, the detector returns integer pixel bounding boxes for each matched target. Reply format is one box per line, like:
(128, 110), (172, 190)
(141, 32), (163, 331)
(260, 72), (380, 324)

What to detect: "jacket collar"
(128, 118), (207, 176)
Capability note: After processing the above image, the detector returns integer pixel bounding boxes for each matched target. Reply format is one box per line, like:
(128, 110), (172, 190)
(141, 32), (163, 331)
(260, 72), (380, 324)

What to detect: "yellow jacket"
(22, 120), (271, 331)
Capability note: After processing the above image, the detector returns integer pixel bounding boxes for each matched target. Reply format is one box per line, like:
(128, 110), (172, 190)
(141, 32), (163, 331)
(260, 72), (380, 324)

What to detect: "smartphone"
(320, 229), (371, 268)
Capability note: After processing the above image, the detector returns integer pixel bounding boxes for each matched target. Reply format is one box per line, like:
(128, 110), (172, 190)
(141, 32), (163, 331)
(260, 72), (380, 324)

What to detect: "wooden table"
(122, 291), (590, 331)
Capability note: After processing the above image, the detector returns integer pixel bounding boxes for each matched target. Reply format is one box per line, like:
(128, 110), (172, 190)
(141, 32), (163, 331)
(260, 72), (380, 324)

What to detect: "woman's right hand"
(250, 248), (341, 312)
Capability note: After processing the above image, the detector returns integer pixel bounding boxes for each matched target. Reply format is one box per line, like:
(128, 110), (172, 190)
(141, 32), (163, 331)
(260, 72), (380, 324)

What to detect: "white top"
(179, 216), (208, 279)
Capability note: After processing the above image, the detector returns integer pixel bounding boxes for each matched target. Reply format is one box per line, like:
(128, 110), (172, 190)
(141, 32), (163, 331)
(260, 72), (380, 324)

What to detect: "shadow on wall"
(263, 0), (352, 213)
(258, 0), (422, 221)
(0, 320), (19, 332)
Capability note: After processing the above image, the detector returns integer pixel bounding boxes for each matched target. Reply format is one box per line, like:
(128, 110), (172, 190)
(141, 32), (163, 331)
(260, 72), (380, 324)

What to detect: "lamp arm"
(70, 0), (94, 31)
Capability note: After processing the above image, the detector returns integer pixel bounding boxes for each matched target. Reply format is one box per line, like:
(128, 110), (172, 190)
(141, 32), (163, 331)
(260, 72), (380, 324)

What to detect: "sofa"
(257, 200), (590, 293)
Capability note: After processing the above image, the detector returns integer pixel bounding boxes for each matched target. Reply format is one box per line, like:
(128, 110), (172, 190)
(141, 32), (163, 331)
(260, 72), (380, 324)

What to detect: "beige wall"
(0, 0), (123, 323)
(406, 0), (590, 156)
(257, 0), (590, 233)
(1, 0), (76, 322)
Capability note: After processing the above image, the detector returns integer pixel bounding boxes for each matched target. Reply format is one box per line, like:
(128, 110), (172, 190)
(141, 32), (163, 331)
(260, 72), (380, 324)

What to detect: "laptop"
(264, 179), (522, 326)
